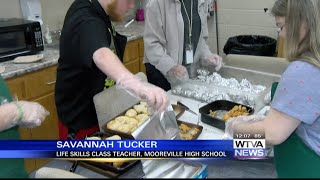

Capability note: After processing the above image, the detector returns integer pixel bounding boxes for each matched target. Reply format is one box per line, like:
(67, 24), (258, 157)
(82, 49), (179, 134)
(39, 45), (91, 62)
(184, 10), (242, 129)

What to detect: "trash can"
(223, 35), (277, 56)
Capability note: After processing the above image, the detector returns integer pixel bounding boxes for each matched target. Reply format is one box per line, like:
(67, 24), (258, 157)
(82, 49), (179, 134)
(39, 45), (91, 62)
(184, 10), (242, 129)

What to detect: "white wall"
(207, 0), (279, 55)
(0, 0), (141, 31)
(0, 0), (72, 31)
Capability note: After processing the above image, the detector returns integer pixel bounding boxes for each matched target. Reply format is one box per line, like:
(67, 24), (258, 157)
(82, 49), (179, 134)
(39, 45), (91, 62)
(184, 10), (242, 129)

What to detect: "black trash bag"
(223, 35), (277, 56)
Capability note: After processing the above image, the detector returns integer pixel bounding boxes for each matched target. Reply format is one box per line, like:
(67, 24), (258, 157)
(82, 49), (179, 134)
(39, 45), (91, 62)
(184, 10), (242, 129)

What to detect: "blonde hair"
(272, 0), (320, 68)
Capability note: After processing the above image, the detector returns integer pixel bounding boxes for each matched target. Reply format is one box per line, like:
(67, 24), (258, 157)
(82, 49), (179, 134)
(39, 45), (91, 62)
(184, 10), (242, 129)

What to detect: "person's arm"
(0, 101), (49, 131)
(196, 1), (222, 71)
(93, 47), (132, 81)
(233, 108), (300, 145)
(93, 47), (169, 112)
(197, 1), (213, 60)
(144, 0), (176, 76)
(0, 103), (19, 131)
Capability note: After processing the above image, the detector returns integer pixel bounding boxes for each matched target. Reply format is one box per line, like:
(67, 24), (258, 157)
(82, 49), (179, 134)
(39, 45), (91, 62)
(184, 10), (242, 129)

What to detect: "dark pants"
(145, 63), (171, 91)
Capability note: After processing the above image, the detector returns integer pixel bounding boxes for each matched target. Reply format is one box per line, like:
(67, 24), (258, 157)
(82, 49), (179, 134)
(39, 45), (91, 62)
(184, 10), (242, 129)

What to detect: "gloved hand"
(14, 101), (50, 128)
(201, 54), (224, 71)
(225, 114), (266, 138)
(166, 65), (189, 82)
(116, 75), (169, 113)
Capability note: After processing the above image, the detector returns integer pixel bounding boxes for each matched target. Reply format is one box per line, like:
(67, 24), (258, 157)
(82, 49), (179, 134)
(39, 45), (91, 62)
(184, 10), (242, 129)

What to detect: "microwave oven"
(0, 18), (44, 62)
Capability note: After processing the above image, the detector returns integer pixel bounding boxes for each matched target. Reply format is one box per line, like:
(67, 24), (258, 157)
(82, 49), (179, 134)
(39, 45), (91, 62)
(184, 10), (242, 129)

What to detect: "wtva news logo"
(233, 138), (266, 159)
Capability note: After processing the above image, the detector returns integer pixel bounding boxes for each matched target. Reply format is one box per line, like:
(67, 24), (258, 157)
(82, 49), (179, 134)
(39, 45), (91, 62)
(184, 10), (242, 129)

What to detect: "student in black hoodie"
(55, 0), (169, 140)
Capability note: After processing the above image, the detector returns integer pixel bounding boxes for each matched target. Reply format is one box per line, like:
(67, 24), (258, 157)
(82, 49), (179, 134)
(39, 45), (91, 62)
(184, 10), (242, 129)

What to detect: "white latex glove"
(116, 75), (169, 113)
(14, 101), (50, 128)
(202, 54), (224, 71)
(166, 65), (189, 81)
(225, 114), (266, 139)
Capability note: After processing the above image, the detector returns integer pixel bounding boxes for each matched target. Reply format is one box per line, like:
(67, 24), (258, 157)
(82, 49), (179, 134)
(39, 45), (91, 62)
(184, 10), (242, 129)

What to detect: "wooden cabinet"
(5, 65), (59, 174)
(138, 39), (146, 74)
(277, 37), (285, 58)
(124, 38), (145, 74)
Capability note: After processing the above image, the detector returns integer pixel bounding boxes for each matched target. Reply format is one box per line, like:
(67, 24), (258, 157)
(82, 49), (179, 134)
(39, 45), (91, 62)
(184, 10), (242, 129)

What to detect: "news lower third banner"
(0, 139), (267, 160)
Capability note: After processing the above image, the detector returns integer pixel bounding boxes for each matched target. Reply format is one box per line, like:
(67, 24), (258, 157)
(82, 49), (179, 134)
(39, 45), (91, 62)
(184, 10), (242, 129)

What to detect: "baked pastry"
(127, 118), (139, 126)
(117, 124), (132, 133)
(134, 104), (146, 114)
(86, 136), (101, 140)
(105, 135), (122, 140)
(136, 114), (149, 123)
(115, 116), (129, 123)
(113, 162), (126, 168)
(125, 109), (138, 118)
(130, 125), (138, 132)
(140, 101), (147, 107)
(107, 120), (122, 130)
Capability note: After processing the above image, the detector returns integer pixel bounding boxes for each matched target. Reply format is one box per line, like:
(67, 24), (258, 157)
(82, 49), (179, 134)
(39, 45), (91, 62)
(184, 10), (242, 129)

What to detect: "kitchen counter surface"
(0, 48), (59, 80)
(113, 21), (145, 41)
(0, 21), (145, 80)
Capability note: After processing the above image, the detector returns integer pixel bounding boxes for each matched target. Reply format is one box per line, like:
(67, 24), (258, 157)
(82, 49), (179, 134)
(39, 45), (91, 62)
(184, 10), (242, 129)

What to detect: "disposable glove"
(166, 65), (189, 86)
(116, 75), (169, 113)
(224, 114), (266, 139)
(14, 101), (50, 128)
(201, 54), (224, 71)
(166, 65), (189, 81)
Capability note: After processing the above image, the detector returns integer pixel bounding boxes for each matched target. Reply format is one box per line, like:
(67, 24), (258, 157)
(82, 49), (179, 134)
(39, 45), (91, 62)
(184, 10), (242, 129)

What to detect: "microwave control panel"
(34, 31), (43, 47)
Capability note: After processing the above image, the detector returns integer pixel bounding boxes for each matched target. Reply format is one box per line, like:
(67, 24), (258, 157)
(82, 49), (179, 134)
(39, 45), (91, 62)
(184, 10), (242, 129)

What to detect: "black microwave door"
(0, 29), (31, 62)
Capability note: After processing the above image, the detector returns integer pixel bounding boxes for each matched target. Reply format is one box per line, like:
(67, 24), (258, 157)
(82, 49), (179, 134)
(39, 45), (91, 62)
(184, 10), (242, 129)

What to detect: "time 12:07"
(235, 134), (251, 139)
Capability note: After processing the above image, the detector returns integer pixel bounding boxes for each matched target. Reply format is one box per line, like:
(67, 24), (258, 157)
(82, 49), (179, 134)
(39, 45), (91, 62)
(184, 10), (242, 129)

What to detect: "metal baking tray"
(177, 120), (203, 140)
(199, 100), (254, 130)
(103, 104), (186, 139)
(78, 132), (140, 175)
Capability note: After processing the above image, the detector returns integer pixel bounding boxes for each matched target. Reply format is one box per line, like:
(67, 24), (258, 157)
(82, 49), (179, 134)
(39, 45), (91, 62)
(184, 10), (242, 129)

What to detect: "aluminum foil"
(196, 69), (266, 94)
(172, 84), (256, 108)
(132, 105), (181, 140)
(264, 91), (272, 105)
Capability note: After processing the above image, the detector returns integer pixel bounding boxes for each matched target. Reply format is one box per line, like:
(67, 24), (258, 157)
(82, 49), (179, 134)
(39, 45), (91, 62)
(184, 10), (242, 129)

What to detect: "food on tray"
(107, 102), (150, 133)
(127, 118), (139, 125)
(136, 114), (149, 124)
(105, 135), (121, 140)
(125, 109), (137, 118)
(117, 124), (132, 133)
(134, 104), (148, 114)
(139, 101), (147, 106)
(86, 136), (102, 140)
(180, 133), (193, 140)
(209, 110), (218, 118)
(224, 105), (250, 121)
(223, 105), (249, 121)
(179, 123), (191, 133)
(114, 116), (129, 123)
(107, 120), (122, 130)
(113, 162), (126, 168)
(189, 128), (200, 136)
(178, 123), (200, 140)
(208, 105), (250, 121)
